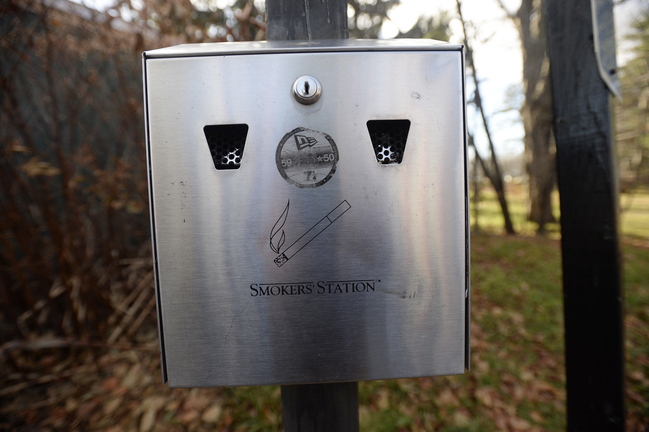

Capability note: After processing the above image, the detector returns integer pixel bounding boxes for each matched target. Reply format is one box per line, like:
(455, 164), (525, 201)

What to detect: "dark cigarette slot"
(203, 124), (249, 170)
(367, 119), (411, 165)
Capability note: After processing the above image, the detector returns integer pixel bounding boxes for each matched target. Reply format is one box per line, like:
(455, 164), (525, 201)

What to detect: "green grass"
(354, 233), (648, 431)
(622, 242), (649, 427)
(468, 184), (649, 430)
(621, 191), (649, 239)
(470, 181), (561, 236)
(473, 181), (649, 242)
(358, 235), (566, 431)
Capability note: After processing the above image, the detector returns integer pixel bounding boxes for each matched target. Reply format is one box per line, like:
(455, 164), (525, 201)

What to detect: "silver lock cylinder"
(293, 75), (322, 104)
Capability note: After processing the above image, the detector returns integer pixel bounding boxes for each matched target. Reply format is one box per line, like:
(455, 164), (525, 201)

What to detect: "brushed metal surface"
(144, 40), (469, 388)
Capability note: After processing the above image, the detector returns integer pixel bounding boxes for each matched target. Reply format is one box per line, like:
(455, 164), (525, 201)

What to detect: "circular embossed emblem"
(276, 127), (339, 188)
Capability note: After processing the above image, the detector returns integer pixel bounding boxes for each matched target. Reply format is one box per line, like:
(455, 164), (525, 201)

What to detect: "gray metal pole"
(265, 1), (359, 431)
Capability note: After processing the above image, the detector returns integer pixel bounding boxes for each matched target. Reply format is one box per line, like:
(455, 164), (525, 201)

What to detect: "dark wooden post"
(265, 1), (359, 431)
(266, 0), (348, 41)
(281, 383), (359, 432)
(545, 1), (625, 430)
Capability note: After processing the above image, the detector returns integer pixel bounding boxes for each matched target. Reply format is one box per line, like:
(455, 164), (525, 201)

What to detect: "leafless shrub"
(0, 0), (154, 345)
(0, 0), (264, 377)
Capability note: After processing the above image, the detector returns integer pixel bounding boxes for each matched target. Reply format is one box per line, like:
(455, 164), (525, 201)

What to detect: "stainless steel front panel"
(144, 40), (468, 388)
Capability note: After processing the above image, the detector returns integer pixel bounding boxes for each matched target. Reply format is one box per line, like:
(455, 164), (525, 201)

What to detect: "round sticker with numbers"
(276, 127), (339, 188)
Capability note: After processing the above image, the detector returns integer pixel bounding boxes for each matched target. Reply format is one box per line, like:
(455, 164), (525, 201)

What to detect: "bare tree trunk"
(457, 0), (516, 235)
(472, 150), (481, 231)
(498, 0), (556, 234)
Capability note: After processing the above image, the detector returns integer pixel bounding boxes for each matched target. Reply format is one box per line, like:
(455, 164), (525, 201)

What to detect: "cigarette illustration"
(273, 200), (351, 267)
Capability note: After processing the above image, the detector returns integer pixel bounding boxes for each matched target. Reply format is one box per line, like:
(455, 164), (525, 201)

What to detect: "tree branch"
(493, 0), (516, 20)
(456, 0), (516, 234)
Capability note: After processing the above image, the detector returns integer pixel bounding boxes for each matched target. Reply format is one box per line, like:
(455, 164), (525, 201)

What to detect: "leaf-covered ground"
(2, 234), (648, 431)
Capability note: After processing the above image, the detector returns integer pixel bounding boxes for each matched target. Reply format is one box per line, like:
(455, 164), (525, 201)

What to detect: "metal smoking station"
(143, 39), (469, 387)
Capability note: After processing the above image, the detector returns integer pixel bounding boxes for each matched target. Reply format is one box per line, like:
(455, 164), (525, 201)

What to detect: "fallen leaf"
(201, 403), (222, 423)
(102, 377), (120, 392)
(509, 416), (531, 431)
(376, 389), (390, 410)
(140, 405), (156, 432)
(530, 411), (544, 423)
(183, 390), (210, 412)
(453, 409), (471, 426)
(437, 388), (459, 407)
(78, 399), (101, 418)
(65, 398), (78, 412)
(104, 398), (121, 415)
(122, 364), (141, 388)
(180, 410), (199, 423)
(475, 387), (495, 407)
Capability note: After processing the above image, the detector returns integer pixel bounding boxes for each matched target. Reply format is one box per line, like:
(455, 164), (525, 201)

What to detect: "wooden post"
(265, 1), (359, 431)
(281, 383), (359, 432)
(545, 1), (625, 430)
(266, 0), (348, 41)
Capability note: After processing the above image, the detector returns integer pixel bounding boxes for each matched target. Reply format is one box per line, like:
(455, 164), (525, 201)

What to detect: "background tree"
(457, 0), (517, 234)
(0, 0), (452, 349)
(109, 0), (450, 43)
(106, 0), (266, 43)
(396, 11), (451, 40)
(616, 6), (649, 195)
(347, 0), (398, 37)
(347, 0), (451, 40)
(1, 0), (154, 340)
(497, 0), (556, 234)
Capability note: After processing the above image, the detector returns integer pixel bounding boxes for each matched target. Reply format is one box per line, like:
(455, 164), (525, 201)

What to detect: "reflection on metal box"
(143, 40), (469, 388)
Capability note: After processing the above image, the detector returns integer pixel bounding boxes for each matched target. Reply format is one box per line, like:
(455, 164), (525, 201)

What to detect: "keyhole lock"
(292, 76), (322, 105)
